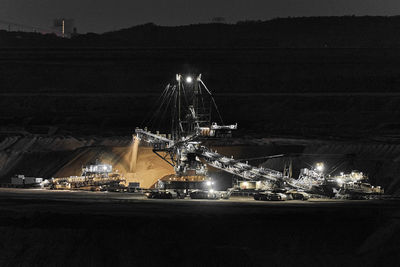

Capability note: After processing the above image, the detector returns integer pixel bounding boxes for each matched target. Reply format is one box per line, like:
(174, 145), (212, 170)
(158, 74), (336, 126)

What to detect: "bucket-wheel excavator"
(134, 74), (309, 199)
(135, 74), (383, 200)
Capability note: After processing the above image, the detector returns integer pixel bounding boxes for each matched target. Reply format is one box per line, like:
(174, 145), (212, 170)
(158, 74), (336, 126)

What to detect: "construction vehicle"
(127, 182), (141, 192)
(145, 189), (185, 199)
(253, 191), (287, 201)
(8, 175), (43, 188)
(190, 187), (234, 200)
(49, 161), (125, 191)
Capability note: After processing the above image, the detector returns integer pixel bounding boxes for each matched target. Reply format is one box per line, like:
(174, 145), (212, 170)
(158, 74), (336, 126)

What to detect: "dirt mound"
(0, 135), (174, 188)
(53, 146), (174, 189)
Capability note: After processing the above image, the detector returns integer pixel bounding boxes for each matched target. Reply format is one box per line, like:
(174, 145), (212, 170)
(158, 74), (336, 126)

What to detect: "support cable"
(199, 79), (224, 124)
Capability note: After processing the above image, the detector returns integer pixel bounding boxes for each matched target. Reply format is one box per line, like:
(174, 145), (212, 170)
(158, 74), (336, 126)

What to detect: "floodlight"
(186, 76), (193, 83)
(315, 162), (324, 172)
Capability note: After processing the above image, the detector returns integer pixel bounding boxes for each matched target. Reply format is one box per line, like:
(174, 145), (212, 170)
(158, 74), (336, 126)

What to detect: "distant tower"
(53, 18), (75, 37)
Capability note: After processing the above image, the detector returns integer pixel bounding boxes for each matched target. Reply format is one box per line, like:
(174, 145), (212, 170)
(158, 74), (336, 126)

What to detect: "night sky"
(1, 0), (400, 33)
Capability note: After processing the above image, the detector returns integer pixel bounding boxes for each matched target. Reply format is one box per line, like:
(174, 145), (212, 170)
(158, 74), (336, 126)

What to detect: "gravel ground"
(0, 189), (399, 267)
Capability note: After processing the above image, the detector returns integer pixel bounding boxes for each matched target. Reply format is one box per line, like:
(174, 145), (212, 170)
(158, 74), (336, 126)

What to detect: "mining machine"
(135, 74), (297, 197)
(135, 74), (383, 200)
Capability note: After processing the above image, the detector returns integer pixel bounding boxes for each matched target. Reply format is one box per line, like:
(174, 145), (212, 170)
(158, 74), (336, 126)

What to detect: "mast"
(178, 74), (181, 139)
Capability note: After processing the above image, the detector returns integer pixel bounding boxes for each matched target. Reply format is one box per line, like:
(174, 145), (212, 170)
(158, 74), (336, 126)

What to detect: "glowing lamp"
(186, 76), (193, 83)
(315, 162), (324, 172)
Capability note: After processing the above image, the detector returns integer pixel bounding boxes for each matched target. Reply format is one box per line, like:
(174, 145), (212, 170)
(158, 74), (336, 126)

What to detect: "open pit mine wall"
(0, 135), (399, 194)
(0, 135), (175, 189)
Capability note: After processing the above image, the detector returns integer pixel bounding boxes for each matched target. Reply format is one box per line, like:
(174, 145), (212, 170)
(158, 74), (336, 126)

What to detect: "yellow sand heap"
(53, 145), (174, 189)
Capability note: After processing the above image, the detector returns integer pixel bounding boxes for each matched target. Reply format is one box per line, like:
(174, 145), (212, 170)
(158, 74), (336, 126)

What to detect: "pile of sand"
(53, 146), (174, 189)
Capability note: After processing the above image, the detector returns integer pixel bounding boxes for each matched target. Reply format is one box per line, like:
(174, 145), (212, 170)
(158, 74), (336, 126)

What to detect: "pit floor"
(0, 188), (399, 266)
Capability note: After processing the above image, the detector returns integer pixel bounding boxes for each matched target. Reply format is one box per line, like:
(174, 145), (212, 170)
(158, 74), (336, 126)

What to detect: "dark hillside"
(1, 16), (400, 140)
(3, 16), (400, 48)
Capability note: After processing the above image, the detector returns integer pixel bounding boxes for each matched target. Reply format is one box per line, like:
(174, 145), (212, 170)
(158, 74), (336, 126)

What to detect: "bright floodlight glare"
(316, 162), (324, 172)
(186, 76), (193, 83)
(337, 178), (343, 186)
(209, 189), (214, 193)
(206, 181), (212, 186)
